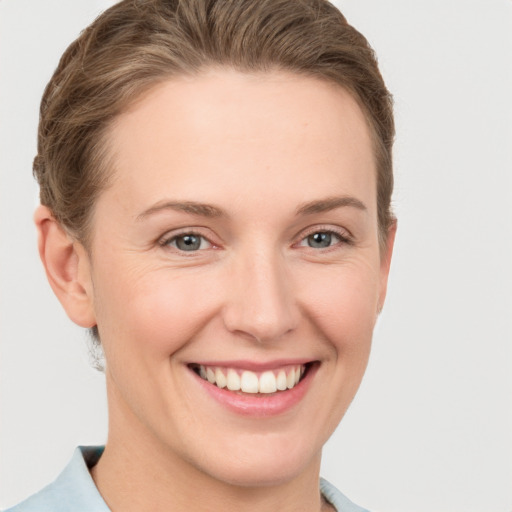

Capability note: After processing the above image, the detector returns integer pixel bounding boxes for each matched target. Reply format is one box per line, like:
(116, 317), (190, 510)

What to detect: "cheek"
(299, 262), (380, 352)
(93, 263), (220, 361)
(293, 264), (380, 437)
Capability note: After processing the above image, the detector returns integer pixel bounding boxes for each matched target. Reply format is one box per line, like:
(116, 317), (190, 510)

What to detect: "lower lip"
(191, 364), (318, 417)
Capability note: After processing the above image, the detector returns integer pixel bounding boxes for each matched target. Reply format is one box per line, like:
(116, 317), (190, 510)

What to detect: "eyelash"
(159, 230), (213, 252)
(296, 226), (353, 250)
(158, 226), (353, 253)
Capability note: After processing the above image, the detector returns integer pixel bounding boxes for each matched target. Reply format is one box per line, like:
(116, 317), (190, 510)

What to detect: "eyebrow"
(295, 196), (367, 216)
(136, 195), (367, 222)
(136, 200), (225, 221)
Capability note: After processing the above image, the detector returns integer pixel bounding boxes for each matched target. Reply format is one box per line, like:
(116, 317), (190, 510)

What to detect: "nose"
(222, 249), (299, 343)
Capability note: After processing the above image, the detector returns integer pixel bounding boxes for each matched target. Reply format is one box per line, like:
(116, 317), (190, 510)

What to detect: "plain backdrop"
(1, 1), (511, 511)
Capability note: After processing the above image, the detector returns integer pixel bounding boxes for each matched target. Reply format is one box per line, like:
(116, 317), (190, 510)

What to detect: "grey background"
(1, 1), (511, 511)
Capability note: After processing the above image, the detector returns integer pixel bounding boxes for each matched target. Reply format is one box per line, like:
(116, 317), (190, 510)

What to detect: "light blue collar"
(5, 446), (109, 512)
(320, 477), (371, 512)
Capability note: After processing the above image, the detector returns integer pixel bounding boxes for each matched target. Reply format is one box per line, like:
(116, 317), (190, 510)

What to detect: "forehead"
(102, 69), (376, 216)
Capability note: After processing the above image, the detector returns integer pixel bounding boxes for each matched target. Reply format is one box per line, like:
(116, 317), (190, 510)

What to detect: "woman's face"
(84, 70), (393, 485)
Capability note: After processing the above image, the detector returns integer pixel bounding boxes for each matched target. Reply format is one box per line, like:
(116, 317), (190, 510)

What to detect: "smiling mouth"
(189, 363), (313, 394)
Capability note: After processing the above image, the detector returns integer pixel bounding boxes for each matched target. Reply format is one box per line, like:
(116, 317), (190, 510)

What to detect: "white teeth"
(286, 370), (295, 389)
(276, 370), (287, 391)
(206, 367), (216, 384)
(259, 371), (277, 393)
(241, 371), (259, 393)
(226, 368), (241, 391)
(196, 364), (306, 393)
(215, 368), (227, 388)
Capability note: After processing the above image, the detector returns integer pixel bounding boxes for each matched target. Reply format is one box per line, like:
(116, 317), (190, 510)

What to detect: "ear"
(34, 205), (96, 328)
(378, 219), (397, 313)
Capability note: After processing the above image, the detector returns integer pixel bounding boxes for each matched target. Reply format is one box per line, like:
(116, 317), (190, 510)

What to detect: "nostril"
(224, 310), (298, 345)
(221, 262), (299, 343)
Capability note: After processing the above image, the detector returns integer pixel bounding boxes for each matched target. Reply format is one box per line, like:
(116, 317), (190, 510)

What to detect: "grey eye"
(306, 232), (334, 248)
(173, 234), (204, 251)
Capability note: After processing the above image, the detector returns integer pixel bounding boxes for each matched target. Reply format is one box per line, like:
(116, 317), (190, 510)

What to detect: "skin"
(36, 69), (395, 512)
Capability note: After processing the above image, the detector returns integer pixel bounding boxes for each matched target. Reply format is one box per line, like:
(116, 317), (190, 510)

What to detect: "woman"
(7, 0), (395, 510)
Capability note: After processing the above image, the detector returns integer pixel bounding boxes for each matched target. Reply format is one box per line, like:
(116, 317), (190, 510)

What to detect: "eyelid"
(158, 227), (219, 251)
(294, 224), (353, 248)
(156, 224), (353, 252)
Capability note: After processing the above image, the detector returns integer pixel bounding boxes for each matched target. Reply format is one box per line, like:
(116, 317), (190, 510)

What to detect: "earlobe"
(378, 219), (397, 313)
(34, 205), (96, 328)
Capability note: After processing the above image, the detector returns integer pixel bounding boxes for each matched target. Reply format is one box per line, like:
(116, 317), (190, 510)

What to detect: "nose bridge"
(223, 245), (298, 342)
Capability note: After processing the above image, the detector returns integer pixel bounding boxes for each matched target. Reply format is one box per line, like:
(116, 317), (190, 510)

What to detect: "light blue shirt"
(5, 446), (370, 512)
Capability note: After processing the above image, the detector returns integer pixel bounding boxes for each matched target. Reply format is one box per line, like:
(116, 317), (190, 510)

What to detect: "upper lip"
(188, 358), (317, 372)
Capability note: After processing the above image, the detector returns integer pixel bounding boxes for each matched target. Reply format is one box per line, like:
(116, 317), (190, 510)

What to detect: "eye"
(303, 231), (338, 248)
(162, 233), (212, 252)
(298, 229), (350, 249)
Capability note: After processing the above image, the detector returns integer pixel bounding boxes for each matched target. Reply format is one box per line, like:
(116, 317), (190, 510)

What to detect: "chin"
(184, 429), (326, 488)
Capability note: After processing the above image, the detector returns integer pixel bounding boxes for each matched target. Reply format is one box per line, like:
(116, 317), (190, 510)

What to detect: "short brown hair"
(34, 0), (394, 247)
